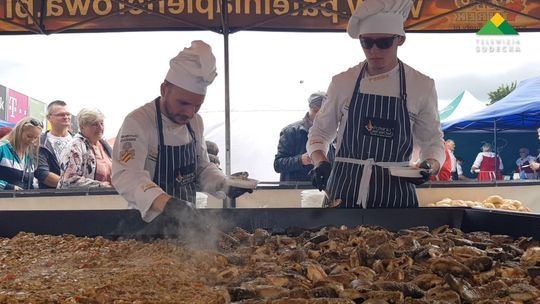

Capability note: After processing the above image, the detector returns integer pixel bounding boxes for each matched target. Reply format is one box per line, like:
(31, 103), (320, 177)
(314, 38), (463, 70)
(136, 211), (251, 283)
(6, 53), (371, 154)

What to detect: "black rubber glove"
(227, 187), (253, 199)
(403, 161), (432, 186)
(310, 161), (332, 191)
(163, 197), (198, 219)
(227, 171), (254, 199)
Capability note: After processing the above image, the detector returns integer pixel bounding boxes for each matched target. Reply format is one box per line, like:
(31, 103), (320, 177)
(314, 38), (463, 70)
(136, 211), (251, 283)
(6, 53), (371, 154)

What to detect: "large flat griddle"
(1, 207), (539, 240)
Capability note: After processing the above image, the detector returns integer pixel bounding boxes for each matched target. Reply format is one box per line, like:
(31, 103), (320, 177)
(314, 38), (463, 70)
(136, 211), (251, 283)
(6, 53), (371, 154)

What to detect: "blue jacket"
(274, 113), (335, 182)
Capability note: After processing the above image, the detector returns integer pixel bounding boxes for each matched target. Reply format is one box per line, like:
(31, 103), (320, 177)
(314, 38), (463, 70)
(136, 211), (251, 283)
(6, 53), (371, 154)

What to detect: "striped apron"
(325, 61), (418, 208)
(153, 98), (197, 203)
(131, 98), (198, 239)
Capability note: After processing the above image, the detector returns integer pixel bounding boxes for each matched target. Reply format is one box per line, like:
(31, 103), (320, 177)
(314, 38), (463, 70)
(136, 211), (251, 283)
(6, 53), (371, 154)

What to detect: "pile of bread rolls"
(426, 195), (532, 212)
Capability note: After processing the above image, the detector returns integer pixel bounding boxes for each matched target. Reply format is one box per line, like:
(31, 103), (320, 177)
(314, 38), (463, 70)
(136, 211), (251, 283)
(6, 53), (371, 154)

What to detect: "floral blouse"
(57, 133), (113, 189)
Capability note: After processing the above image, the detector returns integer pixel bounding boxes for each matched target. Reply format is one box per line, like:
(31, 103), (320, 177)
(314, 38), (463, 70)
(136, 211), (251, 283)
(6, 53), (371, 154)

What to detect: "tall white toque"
(347, 0), (413, 38)
(165, 40), (217, 95)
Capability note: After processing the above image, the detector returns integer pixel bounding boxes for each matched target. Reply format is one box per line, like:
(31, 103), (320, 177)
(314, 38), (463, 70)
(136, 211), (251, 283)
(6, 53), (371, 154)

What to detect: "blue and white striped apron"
(325, 61), (417, 208)
(153, 98), (197, 204)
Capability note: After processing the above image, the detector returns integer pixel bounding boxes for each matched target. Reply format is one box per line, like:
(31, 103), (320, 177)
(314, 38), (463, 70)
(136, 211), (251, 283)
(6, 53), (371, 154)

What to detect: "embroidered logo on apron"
(361, 117), (396, 139)
(174, 164), (196, 186)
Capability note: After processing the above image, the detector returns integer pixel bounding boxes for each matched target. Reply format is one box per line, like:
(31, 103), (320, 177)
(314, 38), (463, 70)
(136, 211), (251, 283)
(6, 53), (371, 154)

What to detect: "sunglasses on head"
(27, 118), (44, 128)
(359, 35), (400, 50)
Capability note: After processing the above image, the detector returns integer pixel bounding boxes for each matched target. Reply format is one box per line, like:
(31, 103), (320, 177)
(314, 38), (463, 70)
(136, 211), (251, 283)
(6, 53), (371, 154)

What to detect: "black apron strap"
(154, 98), (165, 147)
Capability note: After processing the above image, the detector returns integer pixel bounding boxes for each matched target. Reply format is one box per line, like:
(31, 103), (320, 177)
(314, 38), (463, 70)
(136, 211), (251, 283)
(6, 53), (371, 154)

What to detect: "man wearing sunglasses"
(307, 0), (444, 208)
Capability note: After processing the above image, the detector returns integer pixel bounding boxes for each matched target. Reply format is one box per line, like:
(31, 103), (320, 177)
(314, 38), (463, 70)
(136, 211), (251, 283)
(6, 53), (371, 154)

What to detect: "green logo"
(477, 13), (518, 35)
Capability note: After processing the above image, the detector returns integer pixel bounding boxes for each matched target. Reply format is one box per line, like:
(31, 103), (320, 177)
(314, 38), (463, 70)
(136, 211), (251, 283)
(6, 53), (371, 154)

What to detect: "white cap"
(347, 0), (412, 38)
(165, 40), (217, 95)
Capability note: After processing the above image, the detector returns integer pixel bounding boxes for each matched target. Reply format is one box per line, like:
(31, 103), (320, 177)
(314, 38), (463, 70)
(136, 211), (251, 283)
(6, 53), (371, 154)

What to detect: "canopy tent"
(439, 90), (486, 123)
(0, 120), (15, 128)
(1, 0), (539, 178)
(442, 75), (540, 132)
(0, 0), (539, 34)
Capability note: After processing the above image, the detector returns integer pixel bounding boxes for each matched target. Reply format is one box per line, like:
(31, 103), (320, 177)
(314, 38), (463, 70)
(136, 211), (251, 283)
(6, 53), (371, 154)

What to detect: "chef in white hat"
(307, 0), (445, 208)
(112, 41), (253, 230)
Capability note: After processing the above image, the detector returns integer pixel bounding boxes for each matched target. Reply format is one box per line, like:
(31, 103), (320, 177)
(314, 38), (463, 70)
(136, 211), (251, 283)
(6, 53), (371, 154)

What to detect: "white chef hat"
(347, 0), (412, 39)
(165, 40), (217, 95)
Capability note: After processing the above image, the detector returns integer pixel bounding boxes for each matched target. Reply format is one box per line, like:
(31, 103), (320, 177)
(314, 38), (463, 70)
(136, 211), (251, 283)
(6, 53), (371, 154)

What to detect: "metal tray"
(1, 207), (539, 240)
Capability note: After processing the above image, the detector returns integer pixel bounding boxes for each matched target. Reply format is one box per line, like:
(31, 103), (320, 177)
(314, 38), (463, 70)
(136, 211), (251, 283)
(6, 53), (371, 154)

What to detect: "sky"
(1, 30), (539, 180)
(1, 31), (539, 138)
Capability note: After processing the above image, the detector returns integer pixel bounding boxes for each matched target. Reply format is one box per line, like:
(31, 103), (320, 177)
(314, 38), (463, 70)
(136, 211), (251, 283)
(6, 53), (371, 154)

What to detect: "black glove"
(163, 197), (198, 219)
(227, 187), (253, 199)
(226, 171), (254, 199)
(403, 161), (432, 186)
(310, 161), (332, 191)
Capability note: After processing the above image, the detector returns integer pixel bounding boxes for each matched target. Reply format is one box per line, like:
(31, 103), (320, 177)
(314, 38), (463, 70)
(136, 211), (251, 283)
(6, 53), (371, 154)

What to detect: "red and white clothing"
(430, 143), (452, 182)
(472, 152), (503, 181)
(516, 155), (536, 179)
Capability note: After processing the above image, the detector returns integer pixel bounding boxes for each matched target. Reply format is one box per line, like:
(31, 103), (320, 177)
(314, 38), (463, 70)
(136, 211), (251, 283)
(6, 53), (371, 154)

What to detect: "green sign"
(477, 13), (518, 35)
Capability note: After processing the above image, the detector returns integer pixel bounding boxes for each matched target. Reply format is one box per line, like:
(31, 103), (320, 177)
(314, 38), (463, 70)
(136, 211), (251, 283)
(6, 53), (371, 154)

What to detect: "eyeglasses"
(50, 112), (71, 117)
(359, 35), (400, 50)
(27, 118), (43, 128)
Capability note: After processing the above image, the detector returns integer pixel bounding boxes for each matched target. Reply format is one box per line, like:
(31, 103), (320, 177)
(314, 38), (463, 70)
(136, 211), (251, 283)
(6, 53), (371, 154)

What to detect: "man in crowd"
(273, 91), (335, 182)
(446, 139), (458, 180)
(35, 100), (73, 189)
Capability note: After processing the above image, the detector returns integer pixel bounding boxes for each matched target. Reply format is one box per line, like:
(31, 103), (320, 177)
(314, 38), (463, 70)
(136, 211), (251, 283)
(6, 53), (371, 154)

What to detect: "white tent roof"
(439, 90), (487, 123)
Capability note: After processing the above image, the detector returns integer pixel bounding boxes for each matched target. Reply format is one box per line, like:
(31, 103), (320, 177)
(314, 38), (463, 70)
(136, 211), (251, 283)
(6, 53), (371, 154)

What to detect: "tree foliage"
(487, 81), (517, 105)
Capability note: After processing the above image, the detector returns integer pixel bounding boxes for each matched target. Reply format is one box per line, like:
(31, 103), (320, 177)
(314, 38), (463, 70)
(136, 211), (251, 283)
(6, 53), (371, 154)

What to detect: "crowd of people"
(0, 102), (114, 190)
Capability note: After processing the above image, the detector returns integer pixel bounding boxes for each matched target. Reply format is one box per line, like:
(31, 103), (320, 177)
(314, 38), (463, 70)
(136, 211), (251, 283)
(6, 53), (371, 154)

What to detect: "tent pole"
(224, 32), (231, 177)
(221, 0), (235, 208)
(494, 120), (498, 182)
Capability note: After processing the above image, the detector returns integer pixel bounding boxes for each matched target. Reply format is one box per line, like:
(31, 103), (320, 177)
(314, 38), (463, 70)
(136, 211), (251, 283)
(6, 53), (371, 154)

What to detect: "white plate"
(389, 166), (428, 178)
(226, 177), (259, 189)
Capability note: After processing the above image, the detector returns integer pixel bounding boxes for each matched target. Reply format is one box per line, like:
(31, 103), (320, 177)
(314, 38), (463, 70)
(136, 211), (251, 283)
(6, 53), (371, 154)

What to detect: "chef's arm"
(413, 81), (445, 175)
(310, 149), (329, 167)
(151, 193), (172, 212)
(112, 116), (166, 222)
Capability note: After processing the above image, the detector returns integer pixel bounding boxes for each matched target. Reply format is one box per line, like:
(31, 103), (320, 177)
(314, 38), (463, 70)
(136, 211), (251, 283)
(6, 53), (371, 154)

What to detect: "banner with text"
(29, 97), (47, 126)
(0, 85), (6, 121)
(7, 89), (29, 124)
(0, 0), (539, 34)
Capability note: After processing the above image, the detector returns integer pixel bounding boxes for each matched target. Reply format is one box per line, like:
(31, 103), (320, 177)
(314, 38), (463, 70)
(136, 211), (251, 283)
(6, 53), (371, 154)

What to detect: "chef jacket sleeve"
(112, 114), (164, 222)
(412, 79), (445, 167)
(307, 80), (342, 157)
(191, 115), (227, 197)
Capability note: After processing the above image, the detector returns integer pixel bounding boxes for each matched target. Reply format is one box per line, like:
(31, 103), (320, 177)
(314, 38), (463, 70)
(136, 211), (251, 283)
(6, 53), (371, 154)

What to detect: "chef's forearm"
(151, 193), (172, 212)
(310, 150), (328, 166)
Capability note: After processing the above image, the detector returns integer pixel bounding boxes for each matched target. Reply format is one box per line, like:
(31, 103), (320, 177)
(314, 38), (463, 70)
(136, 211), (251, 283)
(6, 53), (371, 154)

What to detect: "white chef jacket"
(307, 61), (445, 167)
(112, 100), (226, 222)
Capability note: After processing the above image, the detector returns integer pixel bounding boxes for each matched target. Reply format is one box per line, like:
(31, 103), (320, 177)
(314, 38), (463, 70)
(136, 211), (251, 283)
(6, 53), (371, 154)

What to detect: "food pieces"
(1, 225), (540, 303)
(427, 195), (532, 212)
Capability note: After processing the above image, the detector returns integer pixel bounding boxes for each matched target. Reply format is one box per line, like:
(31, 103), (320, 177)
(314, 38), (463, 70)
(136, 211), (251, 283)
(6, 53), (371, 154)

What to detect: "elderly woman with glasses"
(58, 108), (113, 189)
(0, 117), (43, 190)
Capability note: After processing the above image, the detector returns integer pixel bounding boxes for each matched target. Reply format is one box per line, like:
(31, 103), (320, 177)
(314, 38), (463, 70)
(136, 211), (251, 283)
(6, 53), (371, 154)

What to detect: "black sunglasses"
(359, 35), (400, 49)
(27, 118), (44, 128)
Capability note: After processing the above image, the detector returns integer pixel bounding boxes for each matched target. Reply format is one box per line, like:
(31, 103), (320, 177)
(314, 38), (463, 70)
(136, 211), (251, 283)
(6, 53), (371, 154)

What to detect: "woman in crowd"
(0, 118), (43, 190)
(471, 142), (503, 181)
(58, 108), (113, 188)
